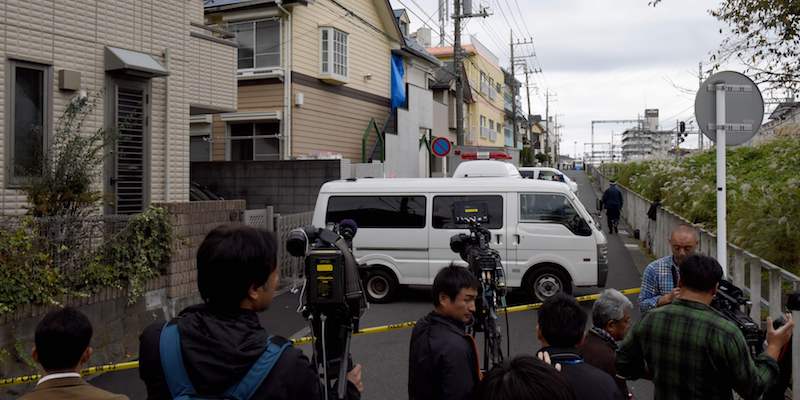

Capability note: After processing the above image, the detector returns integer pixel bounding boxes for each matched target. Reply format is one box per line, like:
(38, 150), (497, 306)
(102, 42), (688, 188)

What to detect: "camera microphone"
(339, 219), (358, 243)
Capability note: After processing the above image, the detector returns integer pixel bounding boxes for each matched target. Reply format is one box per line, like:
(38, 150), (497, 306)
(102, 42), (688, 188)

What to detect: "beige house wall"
(0, 0), (234, 214)
(290, 0), (397, 99)
(291, 82), (388, 161)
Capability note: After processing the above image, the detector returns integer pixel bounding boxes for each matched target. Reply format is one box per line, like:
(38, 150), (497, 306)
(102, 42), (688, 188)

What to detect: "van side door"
(428, 194), (507, 283)
(325, 195), (429, 285)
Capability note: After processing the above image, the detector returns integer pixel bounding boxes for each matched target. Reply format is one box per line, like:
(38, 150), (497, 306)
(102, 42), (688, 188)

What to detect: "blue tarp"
(391, 54), (406, 109)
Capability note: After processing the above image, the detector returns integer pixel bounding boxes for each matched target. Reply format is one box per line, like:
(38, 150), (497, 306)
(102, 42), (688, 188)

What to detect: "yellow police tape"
(0, 287), (640, 387)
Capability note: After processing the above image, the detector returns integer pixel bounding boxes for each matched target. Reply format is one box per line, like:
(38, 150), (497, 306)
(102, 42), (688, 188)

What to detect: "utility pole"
(438, 0), (448, 47)
(524, 66), (534, 150)
(510, 35), (535, 150)
(510, 30), (517, 148)
(452, 0), (489, 147)
(699, 62), (704, 151)
(545, 90), (550, 162)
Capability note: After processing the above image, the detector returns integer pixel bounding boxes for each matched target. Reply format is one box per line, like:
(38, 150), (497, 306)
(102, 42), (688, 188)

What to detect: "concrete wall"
(191, 160), (342, 213)
(0, 200), (244, 399)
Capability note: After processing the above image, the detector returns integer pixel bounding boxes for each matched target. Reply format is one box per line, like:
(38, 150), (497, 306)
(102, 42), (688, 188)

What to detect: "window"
(326, 196), (426, 228)
(496, 82), (502, 95)
(489, 119), (494, 130)
(227, 122), (280, 161)
(320, 27), (348, 79)
(229, 19), (281, 71)
(520, 193), (590, 236)
(7, 60), (50, 183)
(537, 170), (561, 181)
(433, 195), (503, 229)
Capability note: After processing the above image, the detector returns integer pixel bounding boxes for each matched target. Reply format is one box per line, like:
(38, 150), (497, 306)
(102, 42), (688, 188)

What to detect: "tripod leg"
(337, 328), (352, 400)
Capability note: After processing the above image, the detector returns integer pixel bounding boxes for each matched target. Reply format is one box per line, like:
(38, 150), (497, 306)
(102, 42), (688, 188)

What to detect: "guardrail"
(589, 164), (800, 400)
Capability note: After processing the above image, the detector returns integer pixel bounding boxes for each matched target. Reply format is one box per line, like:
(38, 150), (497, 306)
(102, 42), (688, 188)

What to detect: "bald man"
(638, 224), (698, 313)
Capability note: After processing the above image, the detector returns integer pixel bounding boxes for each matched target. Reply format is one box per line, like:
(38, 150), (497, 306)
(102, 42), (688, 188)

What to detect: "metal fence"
(0, 214), (132, 275)
(243, 209), (313, 286)
(589, 165), (800, 399)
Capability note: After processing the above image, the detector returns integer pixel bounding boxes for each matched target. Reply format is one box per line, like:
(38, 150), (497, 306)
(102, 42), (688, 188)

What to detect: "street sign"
(695, 71), (764, 146)
(693, 71), (764, 276)
(431, 137), (452, 157)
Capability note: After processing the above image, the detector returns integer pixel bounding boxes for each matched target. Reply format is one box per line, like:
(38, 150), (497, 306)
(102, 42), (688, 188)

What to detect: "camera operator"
(617, 254), (794, 399)
(409, 265), (481, 400)
(139, 224), (363, 400)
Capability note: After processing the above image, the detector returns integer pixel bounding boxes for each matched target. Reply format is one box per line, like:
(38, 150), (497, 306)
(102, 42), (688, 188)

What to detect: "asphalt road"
(88, 169), (654, 399)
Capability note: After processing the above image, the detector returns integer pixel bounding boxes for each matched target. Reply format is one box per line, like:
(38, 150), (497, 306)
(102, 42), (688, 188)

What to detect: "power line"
(512, 0), (534, 39)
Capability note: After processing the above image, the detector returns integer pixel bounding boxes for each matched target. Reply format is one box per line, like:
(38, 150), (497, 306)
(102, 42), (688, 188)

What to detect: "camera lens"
(286, 228), (309, 257)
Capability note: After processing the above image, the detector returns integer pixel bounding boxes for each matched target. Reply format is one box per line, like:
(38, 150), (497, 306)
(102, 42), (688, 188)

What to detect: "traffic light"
(679, 121), (686, 133)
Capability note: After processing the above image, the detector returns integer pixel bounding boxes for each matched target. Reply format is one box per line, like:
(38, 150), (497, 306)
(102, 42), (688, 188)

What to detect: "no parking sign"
(431, 137), (452, 157)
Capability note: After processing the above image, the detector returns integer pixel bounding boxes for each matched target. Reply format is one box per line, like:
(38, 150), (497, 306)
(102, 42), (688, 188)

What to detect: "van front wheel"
(524, 266), (571, 303)
(364, 269), (398, 304)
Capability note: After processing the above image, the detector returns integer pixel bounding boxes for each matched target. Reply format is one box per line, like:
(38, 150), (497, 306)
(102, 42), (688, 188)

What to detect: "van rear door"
(428, 194), (508, 283)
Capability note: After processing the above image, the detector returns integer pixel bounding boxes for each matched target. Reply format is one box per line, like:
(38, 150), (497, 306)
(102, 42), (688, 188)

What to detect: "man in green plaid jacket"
(616, 254), (795, 399)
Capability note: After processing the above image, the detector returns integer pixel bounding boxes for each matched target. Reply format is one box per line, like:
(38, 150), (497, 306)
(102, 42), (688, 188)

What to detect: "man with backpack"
(139, 224), (363, 399)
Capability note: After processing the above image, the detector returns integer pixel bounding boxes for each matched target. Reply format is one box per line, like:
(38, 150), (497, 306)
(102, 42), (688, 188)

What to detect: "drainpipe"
(163, 48), (171, 201)
(276, 0), (292, 160)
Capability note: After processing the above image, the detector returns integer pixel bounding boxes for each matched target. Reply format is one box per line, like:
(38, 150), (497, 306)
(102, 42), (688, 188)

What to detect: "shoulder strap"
(159, 322), (197, 399)
(224, 336), (292, 400)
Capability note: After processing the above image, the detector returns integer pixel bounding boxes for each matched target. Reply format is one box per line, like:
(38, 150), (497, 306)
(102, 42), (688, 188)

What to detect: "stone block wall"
(0, 200), (244, 398)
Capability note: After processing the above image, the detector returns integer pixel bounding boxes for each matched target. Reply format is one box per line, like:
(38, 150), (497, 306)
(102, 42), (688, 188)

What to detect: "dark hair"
(432, 264), (479, 307)
(478, 355), (576, 400)
(34, 307), (93, 371)
(197, 224), (278, 308)
(679, 254), (723, 292)
(537, 293), (587, 347)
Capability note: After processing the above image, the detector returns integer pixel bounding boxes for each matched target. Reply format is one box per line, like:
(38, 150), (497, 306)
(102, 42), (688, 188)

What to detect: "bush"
(604, 137), (800, 273)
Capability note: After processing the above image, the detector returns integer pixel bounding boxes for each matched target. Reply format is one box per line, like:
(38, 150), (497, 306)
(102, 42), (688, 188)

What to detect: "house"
(427, 37), (509, 157)
(502, 67), (527, 160)
(0, 0), (236, 215)
(751, 101), (800, 145)
(383, 14), (443, 178)
(202, 0), (404, 163)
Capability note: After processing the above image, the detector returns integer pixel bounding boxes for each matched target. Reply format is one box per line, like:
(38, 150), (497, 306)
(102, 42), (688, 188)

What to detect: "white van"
(312, 177), (608, 303)
(518, 167), (579, 194)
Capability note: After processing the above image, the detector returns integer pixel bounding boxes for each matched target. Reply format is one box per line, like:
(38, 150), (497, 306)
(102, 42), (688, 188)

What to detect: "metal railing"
(243, 209), (313, 286)
(589, 165), (800, 399)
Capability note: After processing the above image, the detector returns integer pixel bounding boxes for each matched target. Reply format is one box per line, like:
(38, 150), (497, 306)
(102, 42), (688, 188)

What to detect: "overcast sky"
(389, 0), (730, 157)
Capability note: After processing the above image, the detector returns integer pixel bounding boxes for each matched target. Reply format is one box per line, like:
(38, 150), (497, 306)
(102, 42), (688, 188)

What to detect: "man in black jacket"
(601, 180), (624, 234)
(537, 293), (623, 400)
(409, 265), (480, 400)
(139, 224), (363, 399)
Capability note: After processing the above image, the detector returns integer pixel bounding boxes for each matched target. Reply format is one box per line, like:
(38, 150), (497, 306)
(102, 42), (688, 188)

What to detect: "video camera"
(711, 279), (793, 399)
(448, 202), (507, 369)
(286, 220), (366, 400)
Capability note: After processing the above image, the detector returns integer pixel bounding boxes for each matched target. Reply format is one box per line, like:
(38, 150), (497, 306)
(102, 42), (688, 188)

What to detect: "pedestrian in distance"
(477, 355), (576, 400)
(408, 264), (481, 400)
(638, 224), (698, 313)
(139, 224), (363, 400)
(20, 307), (128, 400)
(578, 289), (633, 398)
(536, 293), (623, 400)
(601, 180), (624, 234)
(617, 254), (795, 399)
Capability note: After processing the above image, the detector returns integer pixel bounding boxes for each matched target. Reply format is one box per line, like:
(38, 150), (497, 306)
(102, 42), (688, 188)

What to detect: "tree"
(652, 0), (800, 91)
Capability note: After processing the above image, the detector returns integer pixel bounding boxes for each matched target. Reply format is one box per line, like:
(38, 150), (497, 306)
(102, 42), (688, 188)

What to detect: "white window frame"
(320, 26), (349, 83)
(6, 59), (52, 186)
(229, 18), (282, 74)
(225, 121), (282, 161)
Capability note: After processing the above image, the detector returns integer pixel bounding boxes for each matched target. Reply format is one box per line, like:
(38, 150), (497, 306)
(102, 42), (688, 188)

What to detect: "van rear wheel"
(524, 266), (571, 303)
(364, 269), (398, 304)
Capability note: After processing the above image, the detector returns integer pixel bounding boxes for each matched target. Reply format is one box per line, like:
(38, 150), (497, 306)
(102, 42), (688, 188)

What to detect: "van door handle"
(495, 234), (503, 244)
(513, 234), (521, 245)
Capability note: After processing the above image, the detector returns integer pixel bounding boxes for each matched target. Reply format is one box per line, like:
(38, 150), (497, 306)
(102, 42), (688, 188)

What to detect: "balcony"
(187, 23), (238, 115)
